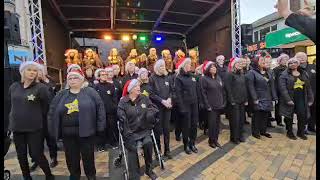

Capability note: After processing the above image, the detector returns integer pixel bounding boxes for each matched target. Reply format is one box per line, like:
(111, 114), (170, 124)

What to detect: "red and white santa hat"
(202, 60), (214, 73)
(94, 68), (107, 79)
(175, 57), (191, 70)
(19, 61), (42, 74)
(67, 69), (85, 80)
(122, 79), (139, 97)
(228, 57), (241, 72)
(67, 64), (81, 74)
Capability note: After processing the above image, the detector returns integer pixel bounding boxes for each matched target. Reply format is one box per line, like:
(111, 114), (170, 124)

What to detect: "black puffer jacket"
(174, 69), (198, 112)
(94, 81), (121, 114)
(117, 95), (159, 140)
(225, 71), (248, 104)
(200, 74), (226, 110)
(149, 73), (172, 108)
(273, 65), (287, 93)
(278, 69), (314, 119)
(245, 68), (278, 111)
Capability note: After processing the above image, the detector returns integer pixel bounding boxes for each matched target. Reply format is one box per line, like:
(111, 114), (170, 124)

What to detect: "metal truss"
(27, 0), (46, 64)
(231, 0), (241, 57)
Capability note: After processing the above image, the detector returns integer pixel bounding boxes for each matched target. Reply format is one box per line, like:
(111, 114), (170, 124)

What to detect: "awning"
(266, 27), (314, 48)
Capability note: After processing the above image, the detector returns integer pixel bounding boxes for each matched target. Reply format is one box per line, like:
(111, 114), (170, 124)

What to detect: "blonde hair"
(20, 65), (40, 83)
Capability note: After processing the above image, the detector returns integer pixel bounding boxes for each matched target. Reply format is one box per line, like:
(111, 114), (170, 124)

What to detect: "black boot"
(146, 169), (158, 180)
(49, 158), (58, 168)
(297, 133), (308, 140)
(189, 143), (198, 153)
(184, 144), (192, 154)
(286, 132), (297, 140)
(164, 150), (172, 159)
(30, 162), (38, 172)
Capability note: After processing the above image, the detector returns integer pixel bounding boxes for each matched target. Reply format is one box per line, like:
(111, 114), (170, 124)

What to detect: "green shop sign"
(265, 27), (309, 48)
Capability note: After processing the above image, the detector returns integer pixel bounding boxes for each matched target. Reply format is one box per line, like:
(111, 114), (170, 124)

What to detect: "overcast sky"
(240, 0), (278, 24)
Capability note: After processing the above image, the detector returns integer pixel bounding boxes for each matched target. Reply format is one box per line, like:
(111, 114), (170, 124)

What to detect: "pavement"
(4, 115), (316, 180)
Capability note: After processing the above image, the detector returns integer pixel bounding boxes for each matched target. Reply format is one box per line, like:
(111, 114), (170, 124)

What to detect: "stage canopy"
(50, 0), (225, 39)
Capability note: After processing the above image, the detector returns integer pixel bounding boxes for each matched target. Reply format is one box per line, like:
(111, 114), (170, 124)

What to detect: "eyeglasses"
(68, 77), (80, 81)
(100, 73), (108, 76)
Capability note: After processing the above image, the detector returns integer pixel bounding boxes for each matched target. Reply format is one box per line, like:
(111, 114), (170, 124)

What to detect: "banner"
(7, 45), (33, 65)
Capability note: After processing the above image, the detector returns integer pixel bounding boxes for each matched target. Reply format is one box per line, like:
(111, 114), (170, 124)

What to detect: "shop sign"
(7, 44), (33, 65)
(247, 41), (266, 52)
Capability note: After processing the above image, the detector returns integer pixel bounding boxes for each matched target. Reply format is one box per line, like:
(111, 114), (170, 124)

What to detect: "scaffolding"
(231, 0), (241, 58)
(26, 0), (46, 65)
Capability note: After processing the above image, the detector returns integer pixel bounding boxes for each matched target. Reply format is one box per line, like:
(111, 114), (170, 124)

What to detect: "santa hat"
(19, 61), (41, 74)
(67, 64), (81, 74)
(122, 79), (139, 97)
(228, 57), (241, 72)
(175, 57), (191, 70)
(67, 69), (85, 81)
(287, 57), (300, 65)
(202, 60), (214, 73)
(105, 65), (113, 72)
(138, 68), (148, 77)
(154, 59), (165, 72)
(64, 49), (78, 56)
(94, 68), (107, 79)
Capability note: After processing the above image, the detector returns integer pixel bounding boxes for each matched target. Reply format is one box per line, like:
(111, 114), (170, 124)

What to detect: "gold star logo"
(294, 78), (305, 89)
(27, 94), (36, 101)
(165, 81), (169, 86)
(107, 90), (111, 95)
(142, 90), (149, 97)
(65, 99), (79, 114)
(141, 103), (146, 108)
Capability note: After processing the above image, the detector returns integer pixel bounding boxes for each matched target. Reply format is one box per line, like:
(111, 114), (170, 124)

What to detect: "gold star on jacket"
(294, 78), (305, 89)
(65, 99), (79, 114)
(27, 94), (36, 101)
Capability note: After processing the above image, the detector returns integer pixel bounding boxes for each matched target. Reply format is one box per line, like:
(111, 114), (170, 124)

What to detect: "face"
(24, 66), (39, 81)
(130, 84), (141, 96)
(279, 56), (289, 66)
(85, 68), (93, 78)
(234, 62), (242, 70)
(264, 58), (271, 69)
(258, 58), (266, 69)
(67, 75), (83, 88)
(209, 65), (217, 75)
(106, 69), (114, 79)
(216, 56), (225, 66)
(113, 66), (120, 76)
(240, 58), (247, 68)
(288, 61), (299, 70)
(159, 64), (166, 74)
(140, 72), (148, 80)
(128, 64), (135, 73)
(183, 62), (192, 72)
(99, 71), (108, 81)
(295, 53), (307, 64)
(246, 58), (251, 65)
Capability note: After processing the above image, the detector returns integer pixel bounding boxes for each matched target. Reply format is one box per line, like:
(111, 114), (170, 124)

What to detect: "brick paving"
(5, 115), (316, 180)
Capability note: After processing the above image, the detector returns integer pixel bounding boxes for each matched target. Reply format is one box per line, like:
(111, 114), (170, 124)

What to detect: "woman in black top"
(278, 58), (314, 140)
(48, 69), (106, 180)
(175, 58), (199, 154)
(200, 61), (226, 148)
(137, 68), (152, 97)
(122, 61), (138, 85)
(225, 58), (248, 144)
(94, 67), (121, 150)
(246, 55), (278, 139)
(8, 61), (54, 180)
(149, 59), (173, 159)
(117, 79), (159, 180)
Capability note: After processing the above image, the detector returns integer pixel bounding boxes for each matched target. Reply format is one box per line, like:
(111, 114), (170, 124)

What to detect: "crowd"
(6, 47), (316, 180)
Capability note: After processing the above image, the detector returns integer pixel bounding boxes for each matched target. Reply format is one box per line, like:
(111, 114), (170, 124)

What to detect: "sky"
(240, 0), (278, 24)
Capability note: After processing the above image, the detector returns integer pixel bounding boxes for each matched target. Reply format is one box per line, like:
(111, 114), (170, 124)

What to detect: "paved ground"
(5, 115), (316, 180)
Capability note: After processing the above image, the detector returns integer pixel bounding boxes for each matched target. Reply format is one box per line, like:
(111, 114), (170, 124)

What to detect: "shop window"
(254, 31), (259, 42)
(260, 27), (271, 41)
(271, 24), (277, 32)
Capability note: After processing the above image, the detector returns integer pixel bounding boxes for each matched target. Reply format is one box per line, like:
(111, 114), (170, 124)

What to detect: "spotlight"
(122, 35), (130, 41)
(104, 35), (112, 40)
(156, 36), (162, 41)
(139, 36), (146, 41)
(132, 34), (137, 40)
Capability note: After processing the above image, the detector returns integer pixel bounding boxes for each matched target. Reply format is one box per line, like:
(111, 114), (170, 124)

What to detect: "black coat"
(140, 82), (153, 98)
(273, 65), (287, 93)
(122, 73), (138, 86)
(94, 81), (121, 114)
(195, 75), (205, 110)
(113, 76), (124, 90)
(278, 69), (314, 119)
(217, 65), (228, 81)
(245, 69), (278, 111)
(200, 75), (226, 110)
(117, 95), (159, 140)
(174, 69), (198, 112)
(149, 73), (173, 108)
(225, 72), (248, 104)
(301, 64), (316, 98)
(8, 82), (50, 132)
(47, 87), (106, 140)
(285, 13), (316, 43)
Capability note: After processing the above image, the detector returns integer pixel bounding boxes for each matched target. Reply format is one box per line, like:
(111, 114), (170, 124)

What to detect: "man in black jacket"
(295, 52), (316, 132)
(273, 54), (289, 127)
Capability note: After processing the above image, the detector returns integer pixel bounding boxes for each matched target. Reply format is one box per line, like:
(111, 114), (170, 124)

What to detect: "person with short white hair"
(122, 61), (138, 85)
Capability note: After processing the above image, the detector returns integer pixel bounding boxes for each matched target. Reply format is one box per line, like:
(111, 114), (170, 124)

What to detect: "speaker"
(4, 11), (21, 45)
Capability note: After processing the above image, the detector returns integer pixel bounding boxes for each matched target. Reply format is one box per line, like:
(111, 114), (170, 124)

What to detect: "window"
(260, 27), (271, 41)
(271, 25), (277, 32)
(254, 31), (259, 42)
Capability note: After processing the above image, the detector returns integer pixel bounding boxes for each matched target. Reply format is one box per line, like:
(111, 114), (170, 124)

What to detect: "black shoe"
(176, 136), (181, 141)
(46, 174), (55, 180)
(30, 162), (38, 172)
(184, 145), (192, 154)
(164, 151), (172, 159)
(297, 134), (308, 140)
(49, 158), (58, 168)
(239, 137), (246, 142)
(209, 143), (216, 148)
(277, 123), (285, 127)
(189, 145), (198, 153)
(146, 170), (158, 180)
(261, 133), (272, 138)
(252, 134), (261, 139)
(214, 142), (222, 148)
(287, 132), (297, 140)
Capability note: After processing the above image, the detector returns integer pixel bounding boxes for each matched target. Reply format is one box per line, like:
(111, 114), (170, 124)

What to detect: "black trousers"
(251, 110), (268, 136)
(275, 103), (282, 124)
(154, 107), (171, 153)
(207, 109), (221, 144)
(30, 129), (58, 163)
(285, 99), (307, 136)
(173, 106), (182, 139)
(308, 100), (316, 130)
(62, 136), (96, 179)
(198, 108), (208, 131)
(13, 130), (52, 178)
(181, 103), (199, 146)
(229, 104), (245, 141)
(125, 136), (153, 180)
(107, 114), (118, 146)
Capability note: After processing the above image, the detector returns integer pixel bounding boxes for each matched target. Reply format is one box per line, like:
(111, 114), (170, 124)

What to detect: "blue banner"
(8, 45), (33, 65)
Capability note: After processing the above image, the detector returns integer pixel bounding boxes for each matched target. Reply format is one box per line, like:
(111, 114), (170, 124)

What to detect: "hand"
(275, 0), (293, 19)
(254, 100), (259, 105)
(287, 101), (294, 105)
(231, 103), (236, 106)
(308, 102), (313, 106)
(244, 102), (248, 106)
(207, 107), (212, 111)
